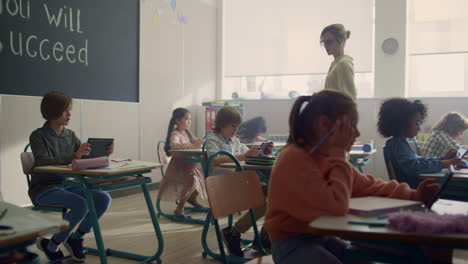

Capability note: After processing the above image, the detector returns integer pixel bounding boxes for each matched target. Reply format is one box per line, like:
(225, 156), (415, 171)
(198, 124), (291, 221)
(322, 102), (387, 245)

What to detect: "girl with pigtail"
(158, 108), (206, 217)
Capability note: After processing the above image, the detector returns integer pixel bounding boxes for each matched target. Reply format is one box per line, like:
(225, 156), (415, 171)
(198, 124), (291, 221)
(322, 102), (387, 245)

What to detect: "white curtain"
(223, 0), (374, 77)
(408, 0), (468, 97)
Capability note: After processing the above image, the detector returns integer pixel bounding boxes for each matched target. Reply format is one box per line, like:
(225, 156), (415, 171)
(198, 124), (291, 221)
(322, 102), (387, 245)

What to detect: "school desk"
(220, 161), (274, 171)
(419, 171), (468, 181)
(244, 142), (287, 149)
(309, 199), (468, 264)
(169, 149), (206, 171)
(34, 160), (164, 264)
(419, 171), (468, 200)
(349, 149), (377, 173)
(0, 201), (68, 263)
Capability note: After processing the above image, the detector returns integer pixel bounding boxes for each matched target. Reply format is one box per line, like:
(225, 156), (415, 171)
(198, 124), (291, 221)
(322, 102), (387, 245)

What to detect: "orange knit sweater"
(264, 144), (416, 241)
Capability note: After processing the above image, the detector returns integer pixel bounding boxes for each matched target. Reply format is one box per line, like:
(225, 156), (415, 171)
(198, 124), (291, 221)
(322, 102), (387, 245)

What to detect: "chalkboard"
(0, 0), (139, 102)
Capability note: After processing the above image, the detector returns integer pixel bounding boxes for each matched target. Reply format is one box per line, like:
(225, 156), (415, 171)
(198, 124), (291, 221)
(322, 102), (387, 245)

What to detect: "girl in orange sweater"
(264, 91), (441, 263)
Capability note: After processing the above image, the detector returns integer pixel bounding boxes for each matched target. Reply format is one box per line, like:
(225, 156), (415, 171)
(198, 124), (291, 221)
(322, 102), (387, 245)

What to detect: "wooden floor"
(30, 189), (468, 264)
(31, 189), (255, 264)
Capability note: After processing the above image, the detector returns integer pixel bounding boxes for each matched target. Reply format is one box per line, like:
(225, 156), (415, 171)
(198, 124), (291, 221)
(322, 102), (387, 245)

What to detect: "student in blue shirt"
(378, 98), (463, 188)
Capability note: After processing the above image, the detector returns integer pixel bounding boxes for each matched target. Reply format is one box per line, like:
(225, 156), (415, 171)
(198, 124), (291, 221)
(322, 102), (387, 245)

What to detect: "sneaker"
(260, 227), (271, 252)
(173, 209), (186, 218)
(36, 238), (64, 262)
(252, 228), (271, 253)
(187, 199), (203, 208)
(222, 226), (243, 257)
(64, 237), (85, 262)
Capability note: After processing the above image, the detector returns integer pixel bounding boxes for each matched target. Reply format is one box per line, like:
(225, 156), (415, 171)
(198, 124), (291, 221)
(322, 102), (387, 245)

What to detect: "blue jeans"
(34, 186), (112, 243)
(271, 233), (348, 264)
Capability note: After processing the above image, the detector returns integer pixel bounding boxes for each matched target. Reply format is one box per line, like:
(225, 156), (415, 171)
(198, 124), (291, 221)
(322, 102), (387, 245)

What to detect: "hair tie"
(299, 101), (309, 115)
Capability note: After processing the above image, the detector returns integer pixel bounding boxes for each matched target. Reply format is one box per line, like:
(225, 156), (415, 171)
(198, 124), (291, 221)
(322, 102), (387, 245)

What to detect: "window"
(222, 0), (375, 99)
(407, 0), (468, 97)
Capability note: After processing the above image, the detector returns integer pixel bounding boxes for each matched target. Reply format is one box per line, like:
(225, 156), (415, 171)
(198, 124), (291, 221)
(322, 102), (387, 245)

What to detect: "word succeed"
(8, 31), (88, 65)
(1, 0), (88, 66)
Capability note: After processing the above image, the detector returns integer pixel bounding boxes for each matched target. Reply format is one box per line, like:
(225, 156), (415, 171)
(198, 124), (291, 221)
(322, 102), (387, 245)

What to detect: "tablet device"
(260, 141), (273, 156)
(457, 147), (468, 159)
(83, 138), (114, 159)
(426, 170), (454, 210)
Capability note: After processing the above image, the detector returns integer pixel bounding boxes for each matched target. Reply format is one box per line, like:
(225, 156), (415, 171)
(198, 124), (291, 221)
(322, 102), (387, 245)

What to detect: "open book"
(348, 196), (423, 217)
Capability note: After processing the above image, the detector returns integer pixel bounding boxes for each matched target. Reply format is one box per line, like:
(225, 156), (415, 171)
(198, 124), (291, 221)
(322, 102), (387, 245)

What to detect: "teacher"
(320, 24), (356, 99)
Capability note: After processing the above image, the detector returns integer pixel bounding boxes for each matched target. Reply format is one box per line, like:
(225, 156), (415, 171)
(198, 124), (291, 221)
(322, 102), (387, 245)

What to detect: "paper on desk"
(452, 166), (468, 174)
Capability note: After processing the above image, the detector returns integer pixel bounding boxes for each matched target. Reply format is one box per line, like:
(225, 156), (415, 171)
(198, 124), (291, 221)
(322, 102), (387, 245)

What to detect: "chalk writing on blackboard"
(1, 0), (88, 66)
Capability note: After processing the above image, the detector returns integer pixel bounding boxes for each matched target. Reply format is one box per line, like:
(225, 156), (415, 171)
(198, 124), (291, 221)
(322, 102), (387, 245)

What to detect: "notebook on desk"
(349, 169), (455, 217)
(348, 197), (423, 217)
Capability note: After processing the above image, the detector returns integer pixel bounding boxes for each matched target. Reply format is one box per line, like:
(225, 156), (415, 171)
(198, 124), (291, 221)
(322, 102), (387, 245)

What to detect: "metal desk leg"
(79, 178), (108, 264)
(105, 180), (164, 264)
(201, 211), (218, 259)
(141, 182), (164, 264)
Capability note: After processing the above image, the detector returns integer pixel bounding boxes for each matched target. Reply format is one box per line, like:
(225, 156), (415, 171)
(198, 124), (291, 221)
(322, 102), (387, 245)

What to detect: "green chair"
(201, 150), (268, 263)
(155, 140), (206, 225)
(21, 144), (75, 263)
(21, 144), (67, 216)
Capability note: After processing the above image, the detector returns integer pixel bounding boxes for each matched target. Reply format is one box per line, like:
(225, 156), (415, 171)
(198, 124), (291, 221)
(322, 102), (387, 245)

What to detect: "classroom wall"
(0, 0), (218, 206)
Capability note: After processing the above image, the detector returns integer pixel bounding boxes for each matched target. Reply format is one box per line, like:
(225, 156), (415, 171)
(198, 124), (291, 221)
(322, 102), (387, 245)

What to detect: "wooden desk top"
(34, 160), (163, 176)
(220, 161), (273, 171)
(0, 202), (68, 248)
(349, 149), (377, 158)
(419, 171), (468, 181)
(309, 199), (468, 247)
(244, 142), (286, 147)
(170, 149), (203, 154)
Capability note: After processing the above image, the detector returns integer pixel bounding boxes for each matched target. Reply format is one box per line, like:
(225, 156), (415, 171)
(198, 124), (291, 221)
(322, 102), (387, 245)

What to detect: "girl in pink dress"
(158, 108), (207, 216)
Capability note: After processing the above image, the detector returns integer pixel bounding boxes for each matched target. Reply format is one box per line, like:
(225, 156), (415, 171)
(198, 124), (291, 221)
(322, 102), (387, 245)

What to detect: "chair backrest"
(20, 144), (34, 188)
(157, 140), (171, 165)
(387, 160), (397, 181)
(201, 139), (208, 160)
(204, 150), (244, 178)
(156, 140), (169, 178)
(382, 144), (395, 181)
(206, 170), (265, 219)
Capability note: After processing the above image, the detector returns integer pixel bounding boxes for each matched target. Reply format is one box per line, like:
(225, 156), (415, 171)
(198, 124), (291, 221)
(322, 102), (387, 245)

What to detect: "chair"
(155, 140), (206, 225)
(383, 144), (399, 182)
(21, 144), (67, 215)
(201, 150), (269, 263)
(387, 160), (397, 181)
(206, 171), (268, 264)
(21, 144), (74, 264)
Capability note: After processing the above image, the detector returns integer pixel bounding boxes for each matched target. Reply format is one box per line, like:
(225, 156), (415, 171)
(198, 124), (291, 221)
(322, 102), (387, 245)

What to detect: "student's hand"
(442, 149), (457, 160)
(107, 143), (114, 155)
(412, 179), (440, 206)
(75, 143), (91, 159)
(329, 119), (355, 151)
(193, 138), (203, 148)
(263, 142), (274, 156)
(441, 158), (464, 168)
(245, 146), (261, 157)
